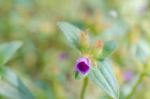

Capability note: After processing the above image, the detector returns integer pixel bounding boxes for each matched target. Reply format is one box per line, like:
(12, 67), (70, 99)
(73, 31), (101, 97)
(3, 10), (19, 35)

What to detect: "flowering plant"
(58, 22), (119, 99)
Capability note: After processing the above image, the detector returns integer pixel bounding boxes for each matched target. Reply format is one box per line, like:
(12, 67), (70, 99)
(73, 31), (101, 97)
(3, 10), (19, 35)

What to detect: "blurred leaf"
(0, 66), (5, 76)
(89, 60), (119, 99)
(135, 39), (150, 62)
(0, 67), (35, 99)
(0, 81), (21, 99)
(99, 41), (117, 61)
(58, 22), (82, 50)
(0, 41), (22, 65)
(35, 81), (56, 99)
(17, 78), (35, 99)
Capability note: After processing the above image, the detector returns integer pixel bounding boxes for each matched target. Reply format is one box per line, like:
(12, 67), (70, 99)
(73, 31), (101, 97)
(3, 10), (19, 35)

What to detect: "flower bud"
(79, 30), (89, 52)
(92, 40), (104, 59)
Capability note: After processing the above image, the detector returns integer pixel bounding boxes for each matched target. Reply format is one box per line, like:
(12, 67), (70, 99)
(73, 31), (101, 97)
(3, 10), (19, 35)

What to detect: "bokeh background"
(0, 0), (150, 99)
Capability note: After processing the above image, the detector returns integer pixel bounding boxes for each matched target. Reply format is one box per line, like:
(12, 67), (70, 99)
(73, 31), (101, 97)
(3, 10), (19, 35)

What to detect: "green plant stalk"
(126, 71), (146, 99)
(80, 77), (89, 99)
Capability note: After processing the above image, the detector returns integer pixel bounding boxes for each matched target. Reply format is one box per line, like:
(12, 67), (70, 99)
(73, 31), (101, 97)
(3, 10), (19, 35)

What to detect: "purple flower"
(75, 57), (91, 75)
(59, 52), (69, 60)
(137, 1), (148, 15)
(123, 71), (133, 81)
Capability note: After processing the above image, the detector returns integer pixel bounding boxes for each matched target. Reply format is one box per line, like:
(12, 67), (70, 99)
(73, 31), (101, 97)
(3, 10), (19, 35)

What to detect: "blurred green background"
(0, 0), (150, 99)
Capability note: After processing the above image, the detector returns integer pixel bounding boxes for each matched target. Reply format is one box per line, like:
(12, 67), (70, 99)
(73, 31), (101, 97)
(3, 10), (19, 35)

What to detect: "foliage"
(0, 0), (150, 99)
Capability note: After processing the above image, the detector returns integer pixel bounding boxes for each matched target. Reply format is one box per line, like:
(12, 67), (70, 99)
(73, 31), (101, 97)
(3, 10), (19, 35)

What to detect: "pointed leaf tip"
(58, 22), (82, 50)
(0, 41), (22, 65)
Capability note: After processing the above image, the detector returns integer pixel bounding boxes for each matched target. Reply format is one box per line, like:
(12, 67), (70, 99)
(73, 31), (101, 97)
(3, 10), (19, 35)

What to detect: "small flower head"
(123, 71), (133, 81)
(59, 52), (69, 60)
(75, 57), (91, 75)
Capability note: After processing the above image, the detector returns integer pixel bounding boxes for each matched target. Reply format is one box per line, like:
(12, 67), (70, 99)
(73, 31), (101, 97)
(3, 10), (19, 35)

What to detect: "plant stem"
(126, 71), (146, 99)
(80, 77), (89, 99)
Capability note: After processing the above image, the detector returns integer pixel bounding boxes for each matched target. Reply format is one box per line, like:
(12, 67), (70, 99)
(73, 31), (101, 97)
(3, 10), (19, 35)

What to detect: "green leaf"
(75, 71), (79, 79)
(99, 41), (117, 61)
(58, 22), (82, 50)
(0, 80), (21, 99)
(0, 41), (22, 65)
(74, 71), (85, 80)
(0, 67), (35, 99)
(89, 60), (119, 99)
